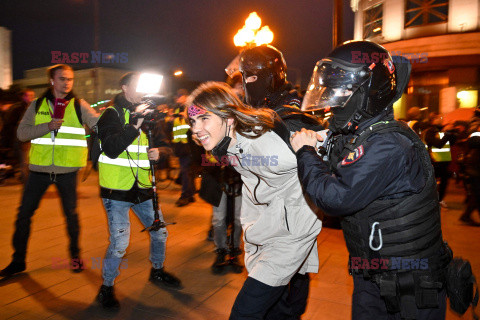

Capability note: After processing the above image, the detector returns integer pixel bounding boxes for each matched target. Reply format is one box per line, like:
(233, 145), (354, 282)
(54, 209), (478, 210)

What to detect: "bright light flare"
(245, 12), (261, 30)
(174, 70), (183, 76)
(234, 27), (255, 47)
(255, 26), (274, 45)
(136, 73), (163, 94)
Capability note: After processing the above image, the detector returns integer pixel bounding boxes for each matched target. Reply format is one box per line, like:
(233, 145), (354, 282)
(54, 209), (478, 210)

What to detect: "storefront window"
(363, 4), (383, 39)
(405, 0), (448, 28)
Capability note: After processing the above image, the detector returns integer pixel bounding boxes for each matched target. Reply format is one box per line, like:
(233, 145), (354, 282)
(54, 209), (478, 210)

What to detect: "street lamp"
(233, 12), (274, 48)
(173, 70), (183, 77)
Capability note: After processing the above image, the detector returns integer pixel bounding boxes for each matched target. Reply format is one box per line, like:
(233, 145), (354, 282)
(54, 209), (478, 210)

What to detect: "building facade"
(0, 27), (12, 90)
(352, 0), (480, 120)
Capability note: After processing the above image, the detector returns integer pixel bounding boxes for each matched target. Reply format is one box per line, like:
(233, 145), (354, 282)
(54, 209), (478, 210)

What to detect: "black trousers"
(229, 273), (310, 320)
(12, 171), (80, 263)
(352, 274), (446, 320)
(433, 162), (450, 202)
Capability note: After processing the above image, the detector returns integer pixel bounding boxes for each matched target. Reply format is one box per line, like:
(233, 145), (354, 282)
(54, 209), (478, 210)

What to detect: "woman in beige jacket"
(187, 82), (322, 320)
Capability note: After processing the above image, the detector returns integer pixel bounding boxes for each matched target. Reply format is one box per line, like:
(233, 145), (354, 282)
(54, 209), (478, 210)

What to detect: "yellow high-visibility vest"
(30, 98), (87, 167)
(429, 132), (452, 162)
(98, 108), (151, 190)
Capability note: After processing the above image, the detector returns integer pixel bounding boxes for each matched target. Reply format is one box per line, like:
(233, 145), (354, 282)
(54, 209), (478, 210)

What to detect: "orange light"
(234, 12), (274, 48)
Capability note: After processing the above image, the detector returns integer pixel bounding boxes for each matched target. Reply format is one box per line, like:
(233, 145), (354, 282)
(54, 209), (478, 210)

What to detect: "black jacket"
(296, 111), (425, 216)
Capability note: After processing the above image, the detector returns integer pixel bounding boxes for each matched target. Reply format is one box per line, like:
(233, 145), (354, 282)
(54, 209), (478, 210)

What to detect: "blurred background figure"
(423, 113), (458, 208)
(171, 89), (195, 207)
(199, 156), (243, 274)
(0, 88), (35, 184)
(459, 106), (480, 226)
(406, 106), (428, 136)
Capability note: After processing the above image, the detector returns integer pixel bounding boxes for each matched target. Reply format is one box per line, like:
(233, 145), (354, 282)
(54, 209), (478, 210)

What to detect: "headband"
(187, 104), (207, 117)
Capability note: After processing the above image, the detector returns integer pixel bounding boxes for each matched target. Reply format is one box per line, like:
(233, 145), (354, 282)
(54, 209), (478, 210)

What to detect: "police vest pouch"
(446, 258), (479, 317)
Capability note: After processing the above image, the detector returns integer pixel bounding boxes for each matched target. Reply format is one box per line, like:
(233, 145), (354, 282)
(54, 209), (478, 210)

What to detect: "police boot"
(211, 248), (228, 274)
(228, 247), (243, 274)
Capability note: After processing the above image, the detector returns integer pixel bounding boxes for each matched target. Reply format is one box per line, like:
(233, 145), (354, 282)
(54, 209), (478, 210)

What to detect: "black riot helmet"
(239, 45), (287, 108)
(302, 41), (397, 133)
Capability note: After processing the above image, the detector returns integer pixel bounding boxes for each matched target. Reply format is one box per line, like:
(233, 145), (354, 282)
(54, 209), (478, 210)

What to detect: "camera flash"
(136, 73), (163, 94)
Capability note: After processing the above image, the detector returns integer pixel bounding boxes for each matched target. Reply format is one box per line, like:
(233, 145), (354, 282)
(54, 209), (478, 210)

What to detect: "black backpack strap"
(74, 98), (83, 126)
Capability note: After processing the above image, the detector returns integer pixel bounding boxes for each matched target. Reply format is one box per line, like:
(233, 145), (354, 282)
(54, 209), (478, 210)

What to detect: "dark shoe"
(150, 268), (182, 289)
(97, 285), (120, 309)
(228, 248), (243, 274)
(459, 215), (480, 226)
(206, 227), (214, 241)
(0, 261), (26, 277)
(175, 197), (194, 207)
(71, 257), (84, 273)
(211, 248), (228, 274)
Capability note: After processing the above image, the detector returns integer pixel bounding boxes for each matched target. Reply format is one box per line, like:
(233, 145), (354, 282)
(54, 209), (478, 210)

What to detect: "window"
(363, 4), (383, 39)
(405, 0), (448, 28)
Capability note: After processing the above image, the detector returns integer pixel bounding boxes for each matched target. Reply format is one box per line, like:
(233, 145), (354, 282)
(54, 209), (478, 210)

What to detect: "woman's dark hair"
(187, 81), (278, 138)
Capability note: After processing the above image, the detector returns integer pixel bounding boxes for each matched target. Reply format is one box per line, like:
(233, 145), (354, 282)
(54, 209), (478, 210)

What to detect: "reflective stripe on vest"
(430, 132), (451, 162)
(98, 107), (151, 190)
(29, 98), (87, 167)
(172, 117), (189, 143)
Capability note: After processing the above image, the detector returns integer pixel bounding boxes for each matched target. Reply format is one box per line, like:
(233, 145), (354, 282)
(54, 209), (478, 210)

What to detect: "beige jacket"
(227, 131), (322, 286)
(17, 97), (98, 174)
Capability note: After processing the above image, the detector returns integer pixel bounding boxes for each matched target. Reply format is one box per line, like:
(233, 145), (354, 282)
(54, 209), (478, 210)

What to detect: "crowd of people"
(0, 40), (478, 320)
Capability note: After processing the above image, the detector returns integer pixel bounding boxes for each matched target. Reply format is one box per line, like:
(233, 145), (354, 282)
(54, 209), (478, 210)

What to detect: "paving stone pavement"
(0, 171), (478, 319)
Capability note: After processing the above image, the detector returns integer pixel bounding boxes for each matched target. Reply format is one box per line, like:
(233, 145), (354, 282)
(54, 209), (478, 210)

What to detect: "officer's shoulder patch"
(341, 145), (365, 166)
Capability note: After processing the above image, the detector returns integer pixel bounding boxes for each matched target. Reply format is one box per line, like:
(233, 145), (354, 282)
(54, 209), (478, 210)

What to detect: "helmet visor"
(301, 58), (371, 112)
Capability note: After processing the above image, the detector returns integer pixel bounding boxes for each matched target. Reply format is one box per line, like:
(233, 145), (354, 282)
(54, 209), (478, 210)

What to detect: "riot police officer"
(238, 45), (322, 132)
(291, 41), (452, 320)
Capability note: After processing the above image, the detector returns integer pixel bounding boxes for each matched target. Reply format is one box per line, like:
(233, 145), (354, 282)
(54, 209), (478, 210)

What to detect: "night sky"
(0, 0), (354, 87)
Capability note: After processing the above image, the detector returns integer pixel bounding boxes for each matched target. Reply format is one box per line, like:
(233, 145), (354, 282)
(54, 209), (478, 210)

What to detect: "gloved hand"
(129, 111), (144, 130)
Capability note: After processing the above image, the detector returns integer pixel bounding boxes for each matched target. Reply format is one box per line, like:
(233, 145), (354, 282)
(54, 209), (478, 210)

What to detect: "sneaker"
(0, 261), (26, 277)
(149, 268), (182, 289)
(211, 248), (228, 274)
(96, 285), (120, 309)
(71, 257), (84, 273)
(175, 197), (194, 207)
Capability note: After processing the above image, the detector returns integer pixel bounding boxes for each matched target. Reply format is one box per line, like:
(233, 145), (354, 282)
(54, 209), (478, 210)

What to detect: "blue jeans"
(101, 198), (168, 286)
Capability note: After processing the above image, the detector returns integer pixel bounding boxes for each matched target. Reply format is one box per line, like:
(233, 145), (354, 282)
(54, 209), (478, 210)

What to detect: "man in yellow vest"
(0, 64), (98, 277)
(95, 72), (181, 310)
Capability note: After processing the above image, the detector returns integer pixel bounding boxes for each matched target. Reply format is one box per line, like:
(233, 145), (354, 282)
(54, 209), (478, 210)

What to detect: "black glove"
(129, 112), (143, 127)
